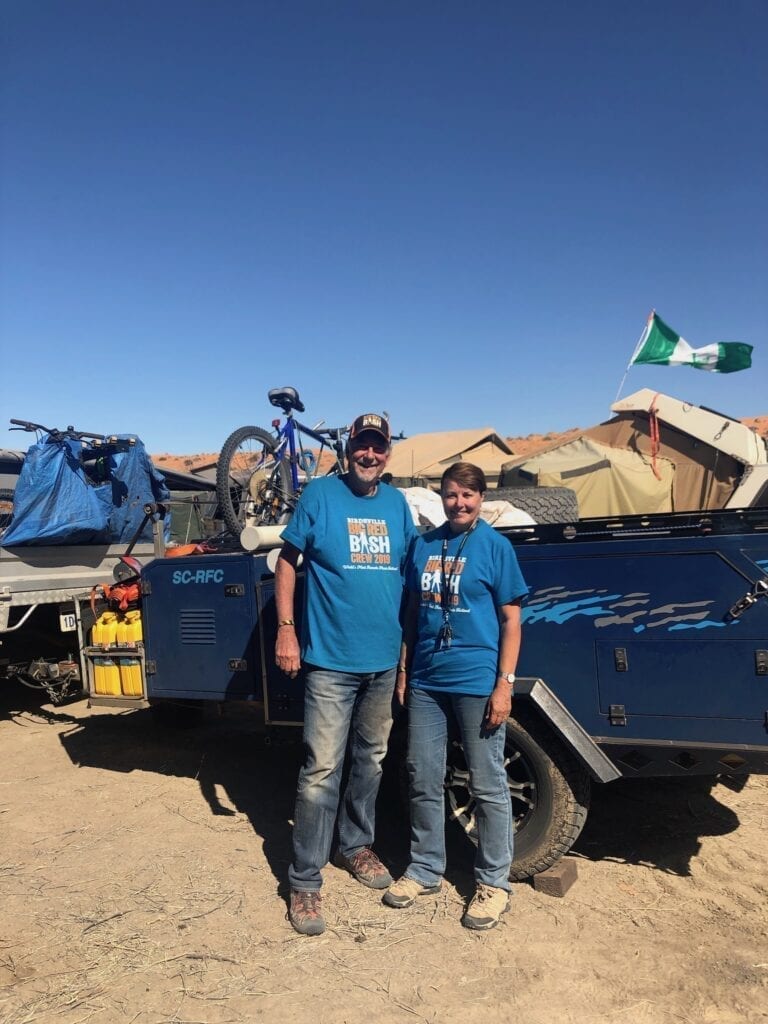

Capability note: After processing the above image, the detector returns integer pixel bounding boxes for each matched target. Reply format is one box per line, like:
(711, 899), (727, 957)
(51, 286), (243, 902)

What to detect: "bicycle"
(9, 418), (109, 444)
(215, 387), (349, 536)
(9, 419), (135, 484)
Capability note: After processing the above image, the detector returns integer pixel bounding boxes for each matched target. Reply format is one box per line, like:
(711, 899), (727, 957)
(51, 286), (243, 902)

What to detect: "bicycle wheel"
(0, 487), (14, 532)
(216, 426), (293, 535)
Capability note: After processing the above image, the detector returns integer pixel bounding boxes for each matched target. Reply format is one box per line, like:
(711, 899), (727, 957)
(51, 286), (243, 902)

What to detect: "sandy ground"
(1, 685), (767, 1024)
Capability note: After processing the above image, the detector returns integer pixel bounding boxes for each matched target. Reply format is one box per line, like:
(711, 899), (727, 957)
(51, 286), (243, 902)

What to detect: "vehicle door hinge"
(141, 580), (152, 596)
(609, 704), (627, 727)
(145, 660), (156, 675)
(726, 578), (768, 620)
(755, 650), (768, 676)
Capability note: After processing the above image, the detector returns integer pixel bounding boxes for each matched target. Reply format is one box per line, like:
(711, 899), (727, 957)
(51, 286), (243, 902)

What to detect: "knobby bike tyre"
(444, 705), (591, 879)
(216, 425), (293, 536)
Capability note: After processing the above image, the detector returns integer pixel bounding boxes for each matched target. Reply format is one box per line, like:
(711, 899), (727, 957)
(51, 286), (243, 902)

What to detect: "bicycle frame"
(269, 414), (346, 493)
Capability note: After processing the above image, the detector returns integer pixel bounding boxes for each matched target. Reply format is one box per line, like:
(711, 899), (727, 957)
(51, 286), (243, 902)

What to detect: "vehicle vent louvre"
(179, 609), (216, 645)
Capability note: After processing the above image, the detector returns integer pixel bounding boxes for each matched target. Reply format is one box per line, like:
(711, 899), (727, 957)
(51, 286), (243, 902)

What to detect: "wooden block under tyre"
(531, 858), (578, 897)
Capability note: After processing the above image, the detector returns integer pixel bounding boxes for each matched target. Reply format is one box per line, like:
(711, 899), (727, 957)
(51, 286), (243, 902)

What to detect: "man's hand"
(274, 543), (302, 679)
(275, 627), (301, 678)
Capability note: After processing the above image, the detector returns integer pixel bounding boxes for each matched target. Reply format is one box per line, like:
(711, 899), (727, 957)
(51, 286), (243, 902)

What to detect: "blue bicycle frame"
(269, 414), (346, 493)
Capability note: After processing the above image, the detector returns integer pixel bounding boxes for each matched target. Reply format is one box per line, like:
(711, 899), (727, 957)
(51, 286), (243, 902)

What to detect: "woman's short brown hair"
(440, 462), (487, 494)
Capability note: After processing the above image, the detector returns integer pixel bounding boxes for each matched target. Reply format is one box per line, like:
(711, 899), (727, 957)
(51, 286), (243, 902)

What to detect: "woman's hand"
(485, 683), (512, 729)
(395, 669), (408, 706)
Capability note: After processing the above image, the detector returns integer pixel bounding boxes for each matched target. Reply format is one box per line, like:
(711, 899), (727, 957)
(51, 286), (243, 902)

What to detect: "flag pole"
(613, 310), (655, 405)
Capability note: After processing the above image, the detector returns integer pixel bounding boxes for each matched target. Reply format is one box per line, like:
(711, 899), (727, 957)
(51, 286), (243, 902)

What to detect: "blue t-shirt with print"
(282, 476), (417, 673)
(406, 519), (528, 696)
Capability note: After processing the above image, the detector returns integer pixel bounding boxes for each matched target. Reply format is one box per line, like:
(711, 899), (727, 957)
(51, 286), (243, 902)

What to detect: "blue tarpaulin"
(1, 433), (170, 546)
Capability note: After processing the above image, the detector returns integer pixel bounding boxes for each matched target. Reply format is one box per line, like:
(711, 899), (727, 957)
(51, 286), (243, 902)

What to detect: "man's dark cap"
(349, 413), (391, 444)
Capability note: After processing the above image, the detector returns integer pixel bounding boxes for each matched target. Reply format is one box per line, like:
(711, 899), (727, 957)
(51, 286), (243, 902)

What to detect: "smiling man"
(274, 412), (416, 936)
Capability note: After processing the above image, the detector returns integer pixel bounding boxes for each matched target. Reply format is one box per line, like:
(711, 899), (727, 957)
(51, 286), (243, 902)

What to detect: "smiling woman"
(441, 463), (486, 534)
(388, 461), (530, 930)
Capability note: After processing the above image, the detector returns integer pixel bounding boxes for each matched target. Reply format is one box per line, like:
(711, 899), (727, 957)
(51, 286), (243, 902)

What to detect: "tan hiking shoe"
(383, 875), (442, 909)
(461, 884), (509, 930)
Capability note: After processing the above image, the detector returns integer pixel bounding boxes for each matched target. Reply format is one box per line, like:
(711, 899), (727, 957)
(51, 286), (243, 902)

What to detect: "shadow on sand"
(48, 701), (744, 894)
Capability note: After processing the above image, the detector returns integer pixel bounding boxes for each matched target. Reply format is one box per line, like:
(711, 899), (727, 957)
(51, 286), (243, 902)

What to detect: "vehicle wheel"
(493, 486), (579, 524)
(216, 426), (293, 536)
(0, 487), (13, 531)
(445, 706), (591, 879)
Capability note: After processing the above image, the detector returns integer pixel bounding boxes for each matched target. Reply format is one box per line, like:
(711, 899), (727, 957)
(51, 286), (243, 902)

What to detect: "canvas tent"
(385, 428), (513, 488)
(499, 436), (677, 517)
(499, 389), (766, 518)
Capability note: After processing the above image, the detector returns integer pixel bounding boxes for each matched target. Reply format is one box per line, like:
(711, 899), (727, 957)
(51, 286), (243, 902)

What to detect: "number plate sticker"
(59, 608), (77, 632)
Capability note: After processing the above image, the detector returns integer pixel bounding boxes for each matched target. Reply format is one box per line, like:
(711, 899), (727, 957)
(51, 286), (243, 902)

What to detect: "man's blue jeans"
(288, 666), (396, 892)
(405, 687), (513, 890)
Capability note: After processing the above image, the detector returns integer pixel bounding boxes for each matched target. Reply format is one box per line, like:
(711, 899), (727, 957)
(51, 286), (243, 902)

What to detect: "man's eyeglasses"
(349, 438), (388, 455)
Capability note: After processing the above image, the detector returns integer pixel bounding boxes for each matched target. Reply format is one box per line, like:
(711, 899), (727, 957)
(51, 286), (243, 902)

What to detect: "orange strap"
(89, 581), (140, 614)
(165, 542), (217, 558)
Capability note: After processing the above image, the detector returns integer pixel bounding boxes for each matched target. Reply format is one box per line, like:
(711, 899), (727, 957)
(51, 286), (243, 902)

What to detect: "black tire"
(445, 706), (591, 879)
(216, 426), (293, 536)
(493, 485), (579, 524)
(0, 487), (14, 531)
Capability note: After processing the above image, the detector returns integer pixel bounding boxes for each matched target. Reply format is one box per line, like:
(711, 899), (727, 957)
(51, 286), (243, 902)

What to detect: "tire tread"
(494, 486), (579, 524)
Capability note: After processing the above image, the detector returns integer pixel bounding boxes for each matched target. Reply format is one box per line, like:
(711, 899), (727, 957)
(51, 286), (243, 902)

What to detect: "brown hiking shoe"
(332, 847), (392, 889)
(288, 890), (325, 936)
(461, 884), (509, 931)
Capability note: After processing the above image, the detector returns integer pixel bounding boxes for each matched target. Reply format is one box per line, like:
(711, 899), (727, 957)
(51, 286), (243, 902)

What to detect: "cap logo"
(361, 414), (383, 429)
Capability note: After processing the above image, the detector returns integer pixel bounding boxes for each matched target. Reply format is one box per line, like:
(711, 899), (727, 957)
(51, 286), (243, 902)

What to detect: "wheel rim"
(223, 440), (289, 528)
(0, 489), (13, 531)
(445, 739), (537, 838)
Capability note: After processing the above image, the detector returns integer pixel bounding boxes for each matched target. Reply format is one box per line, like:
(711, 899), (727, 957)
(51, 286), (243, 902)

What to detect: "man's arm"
(274, 542), (302, 678)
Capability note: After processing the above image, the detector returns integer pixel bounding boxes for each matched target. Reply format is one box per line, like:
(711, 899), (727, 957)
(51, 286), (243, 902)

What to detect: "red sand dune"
(153, 416), (768, 472)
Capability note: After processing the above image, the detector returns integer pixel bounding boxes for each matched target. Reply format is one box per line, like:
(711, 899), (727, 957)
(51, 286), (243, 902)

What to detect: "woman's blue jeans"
(288, 666), (396, 892)
(405, 686), (513, 890)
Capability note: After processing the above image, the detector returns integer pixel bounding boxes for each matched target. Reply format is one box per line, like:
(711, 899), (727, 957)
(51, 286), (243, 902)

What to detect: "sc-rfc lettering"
(172, 569), (225, 584)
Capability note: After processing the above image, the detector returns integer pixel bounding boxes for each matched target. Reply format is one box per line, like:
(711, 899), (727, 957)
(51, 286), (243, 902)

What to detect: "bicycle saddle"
(268, 387), (305, 414)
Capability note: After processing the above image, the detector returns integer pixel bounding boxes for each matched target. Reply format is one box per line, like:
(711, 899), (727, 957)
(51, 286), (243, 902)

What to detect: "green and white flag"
(631, 313), (752, 374)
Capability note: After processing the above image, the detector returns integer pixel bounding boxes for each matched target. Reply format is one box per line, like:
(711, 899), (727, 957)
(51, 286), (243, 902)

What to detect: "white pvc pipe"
(239, 524), (286, 552)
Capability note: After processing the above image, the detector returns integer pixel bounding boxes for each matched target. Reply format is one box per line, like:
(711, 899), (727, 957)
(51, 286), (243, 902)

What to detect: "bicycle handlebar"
(9, 419), (106, 442)
(317, 425), (348, 438)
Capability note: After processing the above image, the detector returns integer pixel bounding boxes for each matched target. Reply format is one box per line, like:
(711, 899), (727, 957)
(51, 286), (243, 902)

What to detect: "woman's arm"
(485, 600), (522, 728)
(396, 590), (419, 706)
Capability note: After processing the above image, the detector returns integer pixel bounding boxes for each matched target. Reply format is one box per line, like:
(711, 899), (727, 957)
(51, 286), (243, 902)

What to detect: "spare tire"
(493, 486), (578, 524)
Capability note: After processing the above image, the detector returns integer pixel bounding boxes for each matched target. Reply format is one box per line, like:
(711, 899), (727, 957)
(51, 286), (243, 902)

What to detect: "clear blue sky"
(1, 1), (766, 455)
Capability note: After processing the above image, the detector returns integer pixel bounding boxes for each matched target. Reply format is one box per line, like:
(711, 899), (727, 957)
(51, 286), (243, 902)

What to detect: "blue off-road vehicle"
(83, 504), (768, 879)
